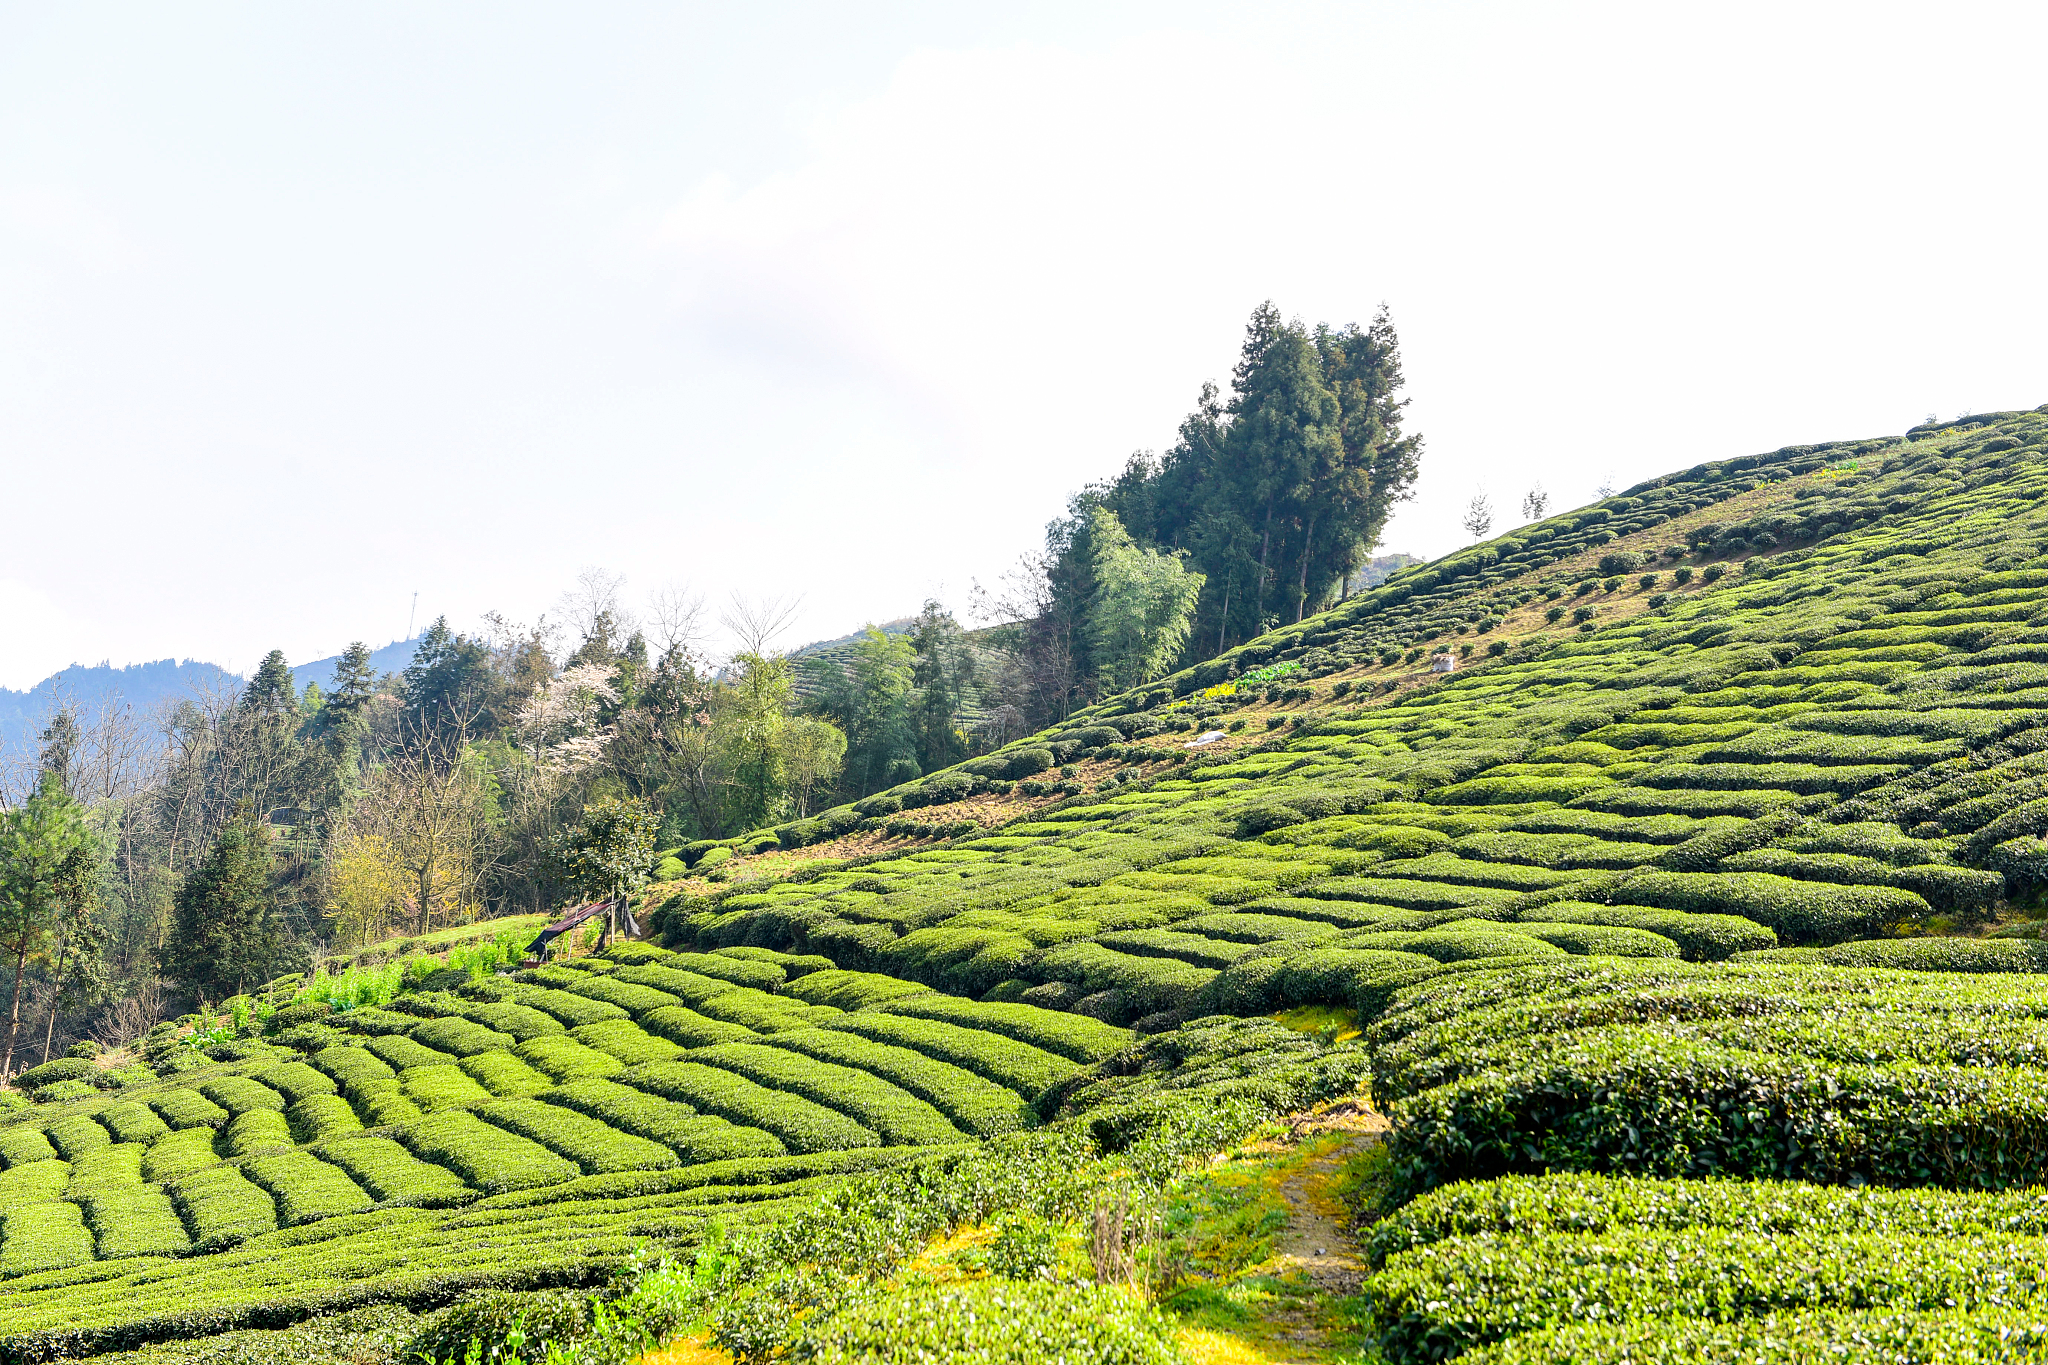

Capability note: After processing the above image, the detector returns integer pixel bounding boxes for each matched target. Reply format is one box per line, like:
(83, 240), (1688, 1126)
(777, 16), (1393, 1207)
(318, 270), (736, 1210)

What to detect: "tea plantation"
(9, 405), (2048, 1361)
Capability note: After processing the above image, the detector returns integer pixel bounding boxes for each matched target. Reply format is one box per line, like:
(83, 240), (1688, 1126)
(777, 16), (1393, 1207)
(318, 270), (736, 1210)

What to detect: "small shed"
(525, 898), (638, 959)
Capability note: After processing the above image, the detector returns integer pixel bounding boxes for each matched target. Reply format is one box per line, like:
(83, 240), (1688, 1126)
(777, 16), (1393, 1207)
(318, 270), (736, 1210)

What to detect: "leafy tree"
(243, 650), (298, 715)
(805, 628), (918, 797)
(37, 847), (107, 1065)
(1084, 508), (1205, 692)
(557, 796), (659, 945)
(781, 718), (847, 818)
(321, 830), (409, 947)
(403, 617), (495, 743)
(0, 776), (97, 1078)
(36, 710), (81, 794)
(907, 601), (976, 774)
(160, 802), (302, 1003)
(720, 651), (796, 833)
(979, 300), (1423, 724)
(325, 642), (378, 733)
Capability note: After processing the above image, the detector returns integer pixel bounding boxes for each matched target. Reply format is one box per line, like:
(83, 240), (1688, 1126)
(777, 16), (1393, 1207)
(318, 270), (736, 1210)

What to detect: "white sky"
(3, 1), (2044, 688)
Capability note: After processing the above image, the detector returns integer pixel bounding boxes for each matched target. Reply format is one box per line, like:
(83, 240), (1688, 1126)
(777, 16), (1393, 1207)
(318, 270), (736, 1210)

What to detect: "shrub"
(43, 1113), (113, 1160)
(0, 1200), (94, 1277)
(15, 1056), (98, 1090)
(514, 1035), (626, 1083)
(400, 1110), (580, 1194)
(220, 1108), (294, 1156)
(501, 986), (629, 1029)
(797, 1281), (1179, 1365)
(638, 1004), (757, 1049)
(621, 1060), (880, 1153)
(1801, 937), (2048, 973)
(1365, 1224), (2048, 1364)
(568, 1019), (682, 1066)
(242, 1150), (376, 1224)
(76, 1183), (190, 1259)
(879, 995), (1132, 1064)
(287, 1093), (365, 1143)
(781, 969), (933, 1011)
(1638, 573), (1659, 590)
(1703, 564), (1727, 582)
(1673, 565), (1693, 583)
(1613, 870), (1928, 944)
(1504, 921), (1682, 958)
(1889, 864), (2003, 914)
(310, 1043), (398, 1094)
(821, 1014), (1077, 1098)
(642, 953), (786, 990)
(541, 1078), (787, 1162)
(365, 1034), (456, 1071)
(695, 989), (843, 1034)
(559, 975), (683, 1016)
(252, 1060), (339, 1103)
(454, 1001), (568, 1042)
(400, 1290), (591, 1365)
(1364, 1170), (2048, 1264)
(477, 1097), (680, 1174)
(1518, 902), (1776, 960)
(1598, 551), (1642, 576)
(686, 1043), (964, 1146)
(459, 1050), (556, 1099)
(317, 1133), (474, 1206)
(401, 1063), (495, 1113)
(139, 1126), (218, 1183)
(764, 1028), (1032, 1138)
(92, 1101), (170, 1146)
(169, 1164), (279, 1250)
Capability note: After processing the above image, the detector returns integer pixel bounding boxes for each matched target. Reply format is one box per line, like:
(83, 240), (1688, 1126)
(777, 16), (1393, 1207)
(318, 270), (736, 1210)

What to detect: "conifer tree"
(0, 776), (96, 1079)
(160, 803), (300, 1000)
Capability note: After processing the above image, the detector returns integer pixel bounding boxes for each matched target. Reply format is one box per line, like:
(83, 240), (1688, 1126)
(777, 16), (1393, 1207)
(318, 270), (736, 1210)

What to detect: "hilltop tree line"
(976, 302), (1421, 730)
(0, 302), (1421, 1070)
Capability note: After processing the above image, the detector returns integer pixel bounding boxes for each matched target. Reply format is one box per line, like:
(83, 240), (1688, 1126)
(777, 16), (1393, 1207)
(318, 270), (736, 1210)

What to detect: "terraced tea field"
(10, 405), (2048, 1361)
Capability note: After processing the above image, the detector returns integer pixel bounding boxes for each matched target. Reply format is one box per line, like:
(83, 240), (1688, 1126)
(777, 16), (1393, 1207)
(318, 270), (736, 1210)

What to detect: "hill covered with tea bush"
(6, 403), (2048, 1363)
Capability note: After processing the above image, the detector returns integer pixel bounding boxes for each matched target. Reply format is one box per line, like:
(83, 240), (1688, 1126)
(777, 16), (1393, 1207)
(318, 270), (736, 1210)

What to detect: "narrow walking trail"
(1175, 1098), (1389, 1365)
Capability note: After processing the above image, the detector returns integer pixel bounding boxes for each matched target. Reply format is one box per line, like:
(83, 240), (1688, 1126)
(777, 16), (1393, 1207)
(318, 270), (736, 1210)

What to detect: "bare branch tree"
(647, 581), (708, 665)
(344, 706), (496, 936)
(719, 593), (801, 661)
(1520, 484), (1550, 522)
(557, 567), (638, 655)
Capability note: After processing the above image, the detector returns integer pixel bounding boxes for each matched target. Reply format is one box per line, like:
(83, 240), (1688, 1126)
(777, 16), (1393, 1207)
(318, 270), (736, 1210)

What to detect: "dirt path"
(1233, 1100), (1389, 1363)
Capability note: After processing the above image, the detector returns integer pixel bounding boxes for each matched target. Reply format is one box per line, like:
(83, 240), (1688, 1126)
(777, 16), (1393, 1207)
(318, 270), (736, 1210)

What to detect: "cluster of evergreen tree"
(981, 302), (1421, 729)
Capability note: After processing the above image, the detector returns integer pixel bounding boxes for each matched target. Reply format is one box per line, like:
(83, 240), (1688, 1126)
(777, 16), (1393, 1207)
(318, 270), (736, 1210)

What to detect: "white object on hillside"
(1430, 653), (1457, 673)
(1186, 730), (1228, 747)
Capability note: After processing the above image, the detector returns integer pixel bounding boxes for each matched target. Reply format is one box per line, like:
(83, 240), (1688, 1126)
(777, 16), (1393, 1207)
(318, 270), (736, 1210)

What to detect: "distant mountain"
(0, 637), (422, 759)
(0, 658), (241, 757)
(290, 638), (420, 697)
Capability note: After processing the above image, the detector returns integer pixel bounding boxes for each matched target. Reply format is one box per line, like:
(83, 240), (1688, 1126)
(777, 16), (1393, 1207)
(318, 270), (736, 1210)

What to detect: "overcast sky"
(3, 1), (2044, 688)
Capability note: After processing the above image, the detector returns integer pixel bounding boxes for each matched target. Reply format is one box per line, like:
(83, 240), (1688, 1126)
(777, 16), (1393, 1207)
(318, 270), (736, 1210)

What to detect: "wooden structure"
(525, 897), (639, 960)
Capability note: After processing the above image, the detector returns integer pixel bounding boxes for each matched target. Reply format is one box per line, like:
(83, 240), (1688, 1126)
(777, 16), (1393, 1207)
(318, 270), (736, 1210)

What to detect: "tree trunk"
(3, 944), (26, 1081)
(39, 935), (71, 1065)
(1256, 519), (1272, 621)
(1295, 513), (1321, 623)
(1216, 576), (1233, 655)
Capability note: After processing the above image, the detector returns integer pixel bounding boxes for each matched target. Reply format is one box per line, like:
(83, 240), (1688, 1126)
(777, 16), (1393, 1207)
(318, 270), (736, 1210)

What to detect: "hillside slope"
(7, 404), (2048, 1363)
